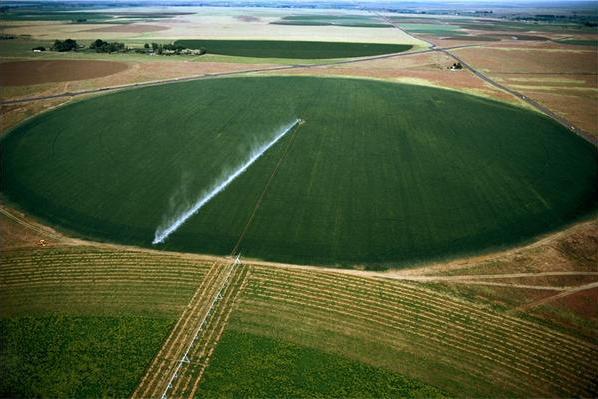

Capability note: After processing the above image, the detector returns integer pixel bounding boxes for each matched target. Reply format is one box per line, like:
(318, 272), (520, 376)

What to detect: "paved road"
(376, 12), (597, 146)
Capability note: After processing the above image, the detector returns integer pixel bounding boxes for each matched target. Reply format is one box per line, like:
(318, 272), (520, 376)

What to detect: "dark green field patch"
(199, 330), (445, 398)
(556, 39), (598, 46)
(271, 14), (392, 28)
(0, 10), (185, 22)
(2, 77), (596, 268)
(0, 315), (173, 398)
(173, 39), (411, 59)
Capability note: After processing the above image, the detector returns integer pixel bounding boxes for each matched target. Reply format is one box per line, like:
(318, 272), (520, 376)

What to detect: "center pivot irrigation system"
(153, 118), (304, 245)
(161, 253), (242, 399)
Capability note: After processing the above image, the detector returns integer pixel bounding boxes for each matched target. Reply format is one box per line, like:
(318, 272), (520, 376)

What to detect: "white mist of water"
(152, 118), (302, 244)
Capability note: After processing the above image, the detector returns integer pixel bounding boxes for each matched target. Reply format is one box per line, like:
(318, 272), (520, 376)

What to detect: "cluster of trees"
(140, 42), (205, 55)
(38, 38), (204, 56)
(511, 15), (597, 27)
(51, 39), (78, 52)
(90, 39), (125, 53)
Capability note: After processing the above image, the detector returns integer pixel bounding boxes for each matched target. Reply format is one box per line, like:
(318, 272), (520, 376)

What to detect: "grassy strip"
(0, 315), (173, 398)
(174, 39), (412, 59)
(199, 329), (445, 398)
(0, 247), (207, 318)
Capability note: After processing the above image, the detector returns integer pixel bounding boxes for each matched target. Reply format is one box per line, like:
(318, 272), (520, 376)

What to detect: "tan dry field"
(443, 43), (598, 136)
(0, 21), (139, 40)
(81, 24), (169, 33)
(0, 8), (426, 44)
(0, 59), (129, 86)
(262, 51), (519, 105)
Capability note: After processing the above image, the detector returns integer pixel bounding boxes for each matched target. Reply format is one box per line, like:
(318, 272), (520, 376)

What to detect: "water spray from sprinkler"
(152, 118), (302, 244)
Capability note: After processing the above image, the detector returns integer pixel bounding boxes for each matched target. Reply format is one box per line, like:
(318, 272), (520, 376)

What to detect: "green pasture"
(2, 77), (596, 268)
(173, 39), (412, 59)
(200, 330), (445, 398)
(0, 315), (172, 398)
(556, 39), (598, 46)
(398, 22), (463, 36)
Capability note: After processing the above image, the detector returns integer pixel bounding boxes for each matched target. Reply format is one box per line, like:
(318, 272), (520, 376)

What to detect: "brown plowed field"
(0, 60), (129, 86)
(546, 287), (598, 319)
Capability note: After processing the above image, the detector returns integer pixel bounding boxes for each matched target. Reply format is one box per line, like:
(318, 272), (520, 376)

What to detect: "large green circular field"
(2, 77), (596, 268)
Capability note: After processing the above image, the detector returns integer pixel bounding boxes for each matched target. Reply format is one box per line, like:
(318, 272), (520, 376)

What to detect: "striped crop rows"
(0, 247), (210, 317)
(3, 245), (596, 397)
(234, 265), (597, 397)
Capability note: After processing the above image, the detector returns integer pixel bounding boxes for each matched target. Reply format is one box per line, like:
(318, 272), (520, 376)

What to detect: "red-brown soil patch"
(549, 287), (598, 319)
(489, 275), (598, 287)
(82, 24), (169, 33)
(0, 60), (129, 86)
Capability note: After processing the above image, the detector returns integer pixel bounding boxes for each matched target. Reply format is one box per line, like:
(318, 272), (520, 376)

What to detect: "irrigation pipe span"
(153, 118), (302, 244)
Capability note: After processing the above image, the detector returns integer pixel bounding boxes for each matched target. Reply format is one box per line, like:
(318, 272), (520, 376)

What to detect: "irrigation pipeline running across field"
(152, 118), (303, 244)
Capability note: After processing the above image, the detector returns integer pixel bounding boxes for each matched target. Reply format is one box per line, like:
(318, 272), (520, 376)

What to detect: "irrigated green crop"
(199, 330), (446, 398)
(2, 77), (596, 268)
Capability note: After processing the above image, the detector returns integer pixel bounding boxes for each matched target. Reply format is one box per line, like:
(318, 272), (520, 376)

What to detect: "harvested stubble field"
(2, 76), (596, 268)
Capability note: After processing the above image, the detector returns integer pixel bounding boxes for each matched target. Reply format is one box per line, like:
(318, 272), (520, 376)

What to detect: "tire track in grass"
(231, 79), (323, 256)
(230, 121), (303, 255)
